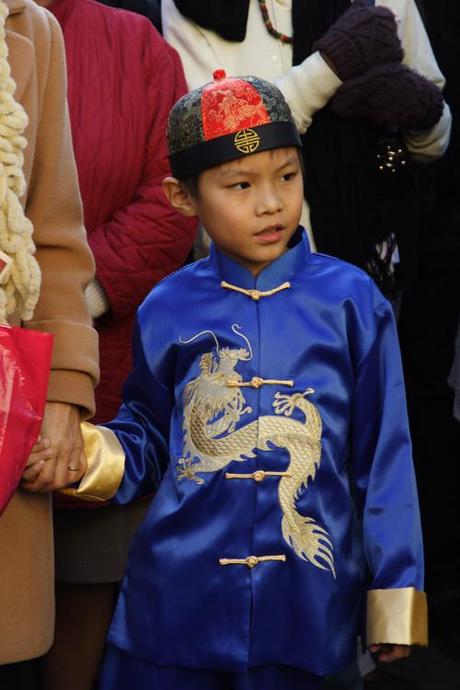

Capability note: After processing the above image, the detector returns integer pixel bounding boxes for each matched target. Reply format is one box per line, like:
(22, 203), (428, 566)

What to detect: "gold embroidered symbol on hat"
(234, 128), (261, 154)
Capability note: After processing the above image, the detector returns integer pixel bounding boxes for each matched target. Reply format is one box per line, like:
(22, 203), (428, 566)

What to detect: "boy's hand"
(22, 436), (54, 483)
(369, 643), (410, 663)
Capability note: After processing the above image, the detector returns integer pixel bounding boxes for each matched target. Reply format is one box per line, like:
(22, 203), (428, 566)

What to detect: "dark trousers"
(325, 660), (363, 690)
(0, 660), (40, 690)
(100, 645), (324, 690)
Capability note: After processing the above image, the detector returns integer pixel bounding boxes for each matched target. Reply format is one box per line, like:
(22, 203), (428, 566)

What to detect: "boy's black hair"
(179, 174), (201, 200)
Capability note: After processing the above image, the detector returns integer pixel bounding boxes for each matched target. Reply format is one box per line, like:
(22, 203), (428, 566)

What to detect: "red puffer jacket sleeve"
(88, 30), (196, 319)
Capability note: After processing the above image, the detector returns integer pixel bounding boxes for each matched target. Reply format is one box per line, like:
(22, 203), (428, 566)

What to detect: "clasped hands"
(21, 401), (87, 492)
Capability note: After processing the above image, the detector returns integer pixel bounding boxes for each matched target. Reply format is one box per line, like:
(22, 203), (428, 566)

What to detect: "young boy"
(27, 72), (427, 689)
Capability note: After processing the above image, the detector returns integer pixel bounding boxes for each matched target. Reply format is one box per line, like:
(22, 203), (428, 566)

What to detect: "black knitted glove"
(313, 0), (403, 81)
(330, 62), (444, 130)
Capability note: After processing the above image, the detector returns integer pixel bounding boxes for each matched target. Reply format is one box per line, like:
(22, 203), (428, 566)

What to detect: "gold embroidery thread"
(234, 128), (261, 154)
(178, 332), (335, 577)
(177, 458), (205, 484)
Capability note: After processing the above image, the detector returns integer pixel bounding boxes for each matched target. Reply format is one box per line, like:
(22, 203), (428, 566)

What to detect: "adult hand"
(21, 436), (54, 483)
(369, 643), (411, 663)
(314, 0), (403, 81)
(330, 62), (444, 130)
(21, 402), (87, 492)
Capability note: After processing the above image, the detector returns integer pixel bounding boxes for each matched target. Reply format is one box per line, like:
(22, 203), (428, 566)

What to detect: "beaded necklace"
(257, 0), (293, 44)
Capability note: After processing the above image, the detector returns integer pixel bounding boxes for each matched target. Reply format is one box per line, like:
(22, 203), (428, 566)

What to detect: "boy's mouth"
(255, 224), (285, 243)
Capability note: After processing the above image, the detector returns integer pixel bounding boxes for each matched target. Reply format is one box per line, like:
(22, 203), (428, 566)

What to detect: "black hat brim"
(169, 121), (302, 178)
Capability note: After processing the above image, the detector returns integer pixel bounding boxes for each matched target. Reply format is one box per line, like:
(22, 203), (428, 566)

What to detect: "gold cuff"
(367, 587), (428, 647)
(60, 422), (125, 502)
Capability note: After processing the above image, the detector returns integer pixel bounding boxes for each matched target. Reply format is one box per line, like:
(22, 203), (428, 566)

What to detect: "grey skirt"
(53, 499), (150, 584)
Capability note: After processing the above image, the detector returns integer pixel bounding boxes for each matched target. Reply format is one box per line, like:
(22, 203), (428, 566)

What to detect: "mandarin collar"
(209, 226), (310, 290)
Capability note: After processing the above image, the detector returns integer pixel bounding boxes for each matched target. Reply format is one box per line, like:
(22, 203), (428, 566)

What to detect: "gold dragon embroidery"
(177, 328), (335, 577)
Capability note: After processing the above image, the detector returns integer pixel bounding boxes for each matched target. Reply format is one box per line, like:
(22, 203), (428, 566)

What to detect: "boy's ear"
(162, 177), (198, 217)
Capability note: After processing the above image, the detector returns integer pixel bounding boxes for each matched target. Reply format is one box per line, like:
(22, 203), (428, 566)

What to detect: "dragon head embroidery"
(184, 346), (252, 439)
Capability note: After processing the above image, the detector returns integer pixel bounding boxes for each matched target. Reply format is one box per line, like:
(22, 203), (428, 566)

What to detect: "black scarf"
(173, 0), (250, 41)
(174, 0), (423, 294)
(292, 0), (420, 295)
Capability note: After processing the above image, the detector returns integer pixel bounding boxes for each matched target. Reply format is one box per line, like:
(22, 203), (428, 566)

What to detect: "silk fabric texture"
(99, 229), (423, 675)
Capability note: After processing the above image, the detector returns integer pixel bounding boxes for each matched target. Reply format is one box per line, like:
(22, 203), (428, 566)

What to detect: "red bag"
(0, 325), (53, 515)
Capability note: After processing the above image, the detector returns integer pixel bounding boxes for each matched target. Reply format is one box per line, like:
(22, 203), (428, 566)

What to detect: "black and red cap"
(167, 70), (302, 178)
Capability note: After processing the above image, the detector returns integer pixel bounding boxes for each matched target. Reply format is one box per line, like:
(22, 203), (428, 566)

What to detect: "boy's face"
(190, 147), (303, 276)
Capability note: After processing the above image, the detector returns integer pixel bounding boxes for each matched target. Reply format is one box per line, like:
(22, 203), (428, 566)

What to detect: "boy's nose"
(255, 186), (283, 215)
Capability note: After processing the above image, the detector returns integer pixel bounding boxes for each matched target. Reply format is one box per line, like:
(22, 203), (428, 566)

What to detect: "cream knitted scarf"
(0, 0), (40, 323)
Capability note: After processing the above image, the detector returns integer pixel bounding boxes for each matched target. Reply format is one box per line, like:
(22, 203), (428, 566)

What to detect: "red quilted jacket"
(49, 0), (196, 423)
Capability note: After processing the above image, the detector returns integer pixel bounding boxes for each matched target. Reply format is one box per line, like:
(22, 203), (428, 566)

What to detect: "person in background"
(98, 0), (161, 32)
(162, 0), (450, 300)
(369, 2), (460, 686)
(0, 0), (99, 688)
(34, 1), (196, 689)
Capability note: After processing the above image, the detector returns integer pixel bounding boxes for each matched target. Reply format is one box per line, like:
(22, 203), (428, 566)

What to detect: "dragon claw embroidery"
(272, 388), (314, 417)
(178, 328), (335, 577)
(177, 458), (205, 484)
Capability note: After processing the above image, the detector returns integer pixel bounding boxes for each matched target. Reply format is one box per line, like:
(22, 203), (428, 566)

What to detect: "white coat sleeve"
(388, 0), (452, 159)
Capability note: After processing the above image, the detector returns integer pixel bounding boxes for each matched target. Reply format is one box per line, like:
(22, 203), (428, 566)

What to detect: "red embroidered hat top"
(167, 70), (301, 178)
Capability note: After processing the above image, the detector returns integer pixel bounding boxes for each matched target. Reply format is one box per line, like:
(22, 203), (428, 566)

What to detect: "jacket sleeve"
(87, 28), (196, 320)
(63, 314), (172, 504)
(396, 0), (451, 159)
(25, 12), (99, 418)
(161, 0), (341, 135)
(350, 299), (427, 647)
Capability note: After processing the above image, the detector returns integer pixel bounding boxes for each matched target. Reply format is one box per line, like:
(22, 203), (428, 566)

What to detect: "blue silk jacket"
(76, 229), (426, 675)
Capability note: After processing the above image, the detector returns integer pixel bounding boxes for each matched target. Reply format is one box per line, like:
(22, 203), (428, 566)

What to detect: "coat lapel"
(5, 29), (34, 103)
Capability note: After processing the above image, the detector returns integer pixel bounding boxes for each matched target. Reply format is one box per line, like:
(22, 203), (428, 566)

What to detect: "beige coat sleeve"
(24, 11), (99, 417)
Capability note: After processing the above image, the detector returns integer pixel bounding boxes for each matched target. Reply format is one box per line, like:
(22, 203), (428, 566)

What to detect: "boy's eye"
(282, 171), (298, 182)
(229, 181), (251, 190)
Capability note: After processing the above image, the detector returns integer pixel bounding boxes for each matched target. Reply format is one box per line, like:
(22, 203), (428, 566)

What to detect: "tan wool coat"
(0, 0), (99, 664)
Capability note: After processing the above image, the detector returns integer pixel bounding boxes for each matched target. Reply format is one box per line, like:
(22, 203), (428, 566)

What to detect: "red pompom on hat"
(167, 71), (301, 178)
(212, 68), (227, 81)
